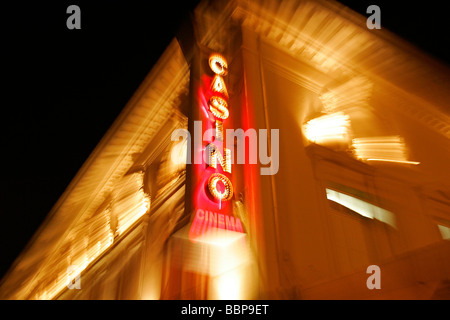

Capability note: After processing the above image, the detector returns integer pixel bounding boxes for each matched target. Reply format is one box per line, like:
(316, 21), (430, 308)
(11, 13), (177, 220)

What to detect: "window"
(437, 224), (450, 240)
(326, 188), (396, 228)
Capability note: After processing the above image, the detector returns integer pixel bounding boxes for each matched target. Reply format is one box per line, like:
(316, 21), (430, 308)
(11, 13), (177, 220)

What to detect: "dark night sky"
(1, 1), (448, 280)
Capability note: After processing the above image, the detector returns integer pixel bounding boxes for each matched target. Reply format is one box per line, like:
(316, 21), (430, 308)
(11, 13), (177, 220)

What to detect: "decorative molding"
(231, 0), (450, 140)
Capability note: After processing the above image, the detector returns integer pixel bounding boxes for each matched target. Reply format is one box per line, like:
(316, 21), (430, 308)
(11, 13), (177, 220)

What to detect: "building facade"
(1, 0), (450, 299)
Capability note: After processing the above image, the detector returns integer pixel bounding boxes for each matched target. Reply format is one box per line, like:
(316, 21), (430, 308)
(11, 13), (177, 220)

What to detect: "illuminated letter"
(208, 211), (218, 228)
(235, 218), (243, 233)
(196, 208), (205, 220)
(189, 209), (205, 240)
(206, 143), (231, 173)
(209, 96), (229, 120)
(210, 75), (229, 98)
(215, 120), (224, 141)
(66, 5), (81, 30)
(366, 265), (381, 289)
(209, 53), (228, 76)
(366, 5), (381, 29)
(208, 173), (233, 201)
(225, 215), (236, 231)
(218, 214), (225, 229)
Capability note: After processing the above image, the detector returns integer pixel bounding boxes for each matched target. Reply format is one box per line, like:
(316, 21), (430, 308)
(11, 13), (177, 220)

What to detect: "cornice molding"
(230, 0), (450, 139)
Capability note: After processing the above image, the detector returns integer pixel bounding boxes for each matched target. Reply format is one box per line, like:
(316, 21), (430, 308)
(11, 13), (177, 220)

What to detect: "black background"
(1, 0), (449, 281)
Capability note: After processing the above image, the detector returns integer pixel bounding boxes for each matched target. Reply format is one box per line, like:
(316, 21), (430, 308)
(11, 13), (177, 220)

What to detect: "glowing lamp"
(303, 112), (351, 145)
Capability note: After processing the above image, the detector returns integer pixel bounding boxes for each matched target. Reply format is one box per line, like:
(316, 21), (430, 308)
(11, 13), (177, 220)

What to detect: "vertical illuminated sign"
(207, 54), (233, 202)
(189, 53), (244, 241)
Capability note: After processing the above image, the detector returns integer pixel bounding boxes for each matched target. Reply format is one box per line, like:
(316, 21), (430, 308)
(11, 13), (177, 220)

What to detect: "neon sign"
(206, 53), (233, 201)
(189, 53), (244, 241)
